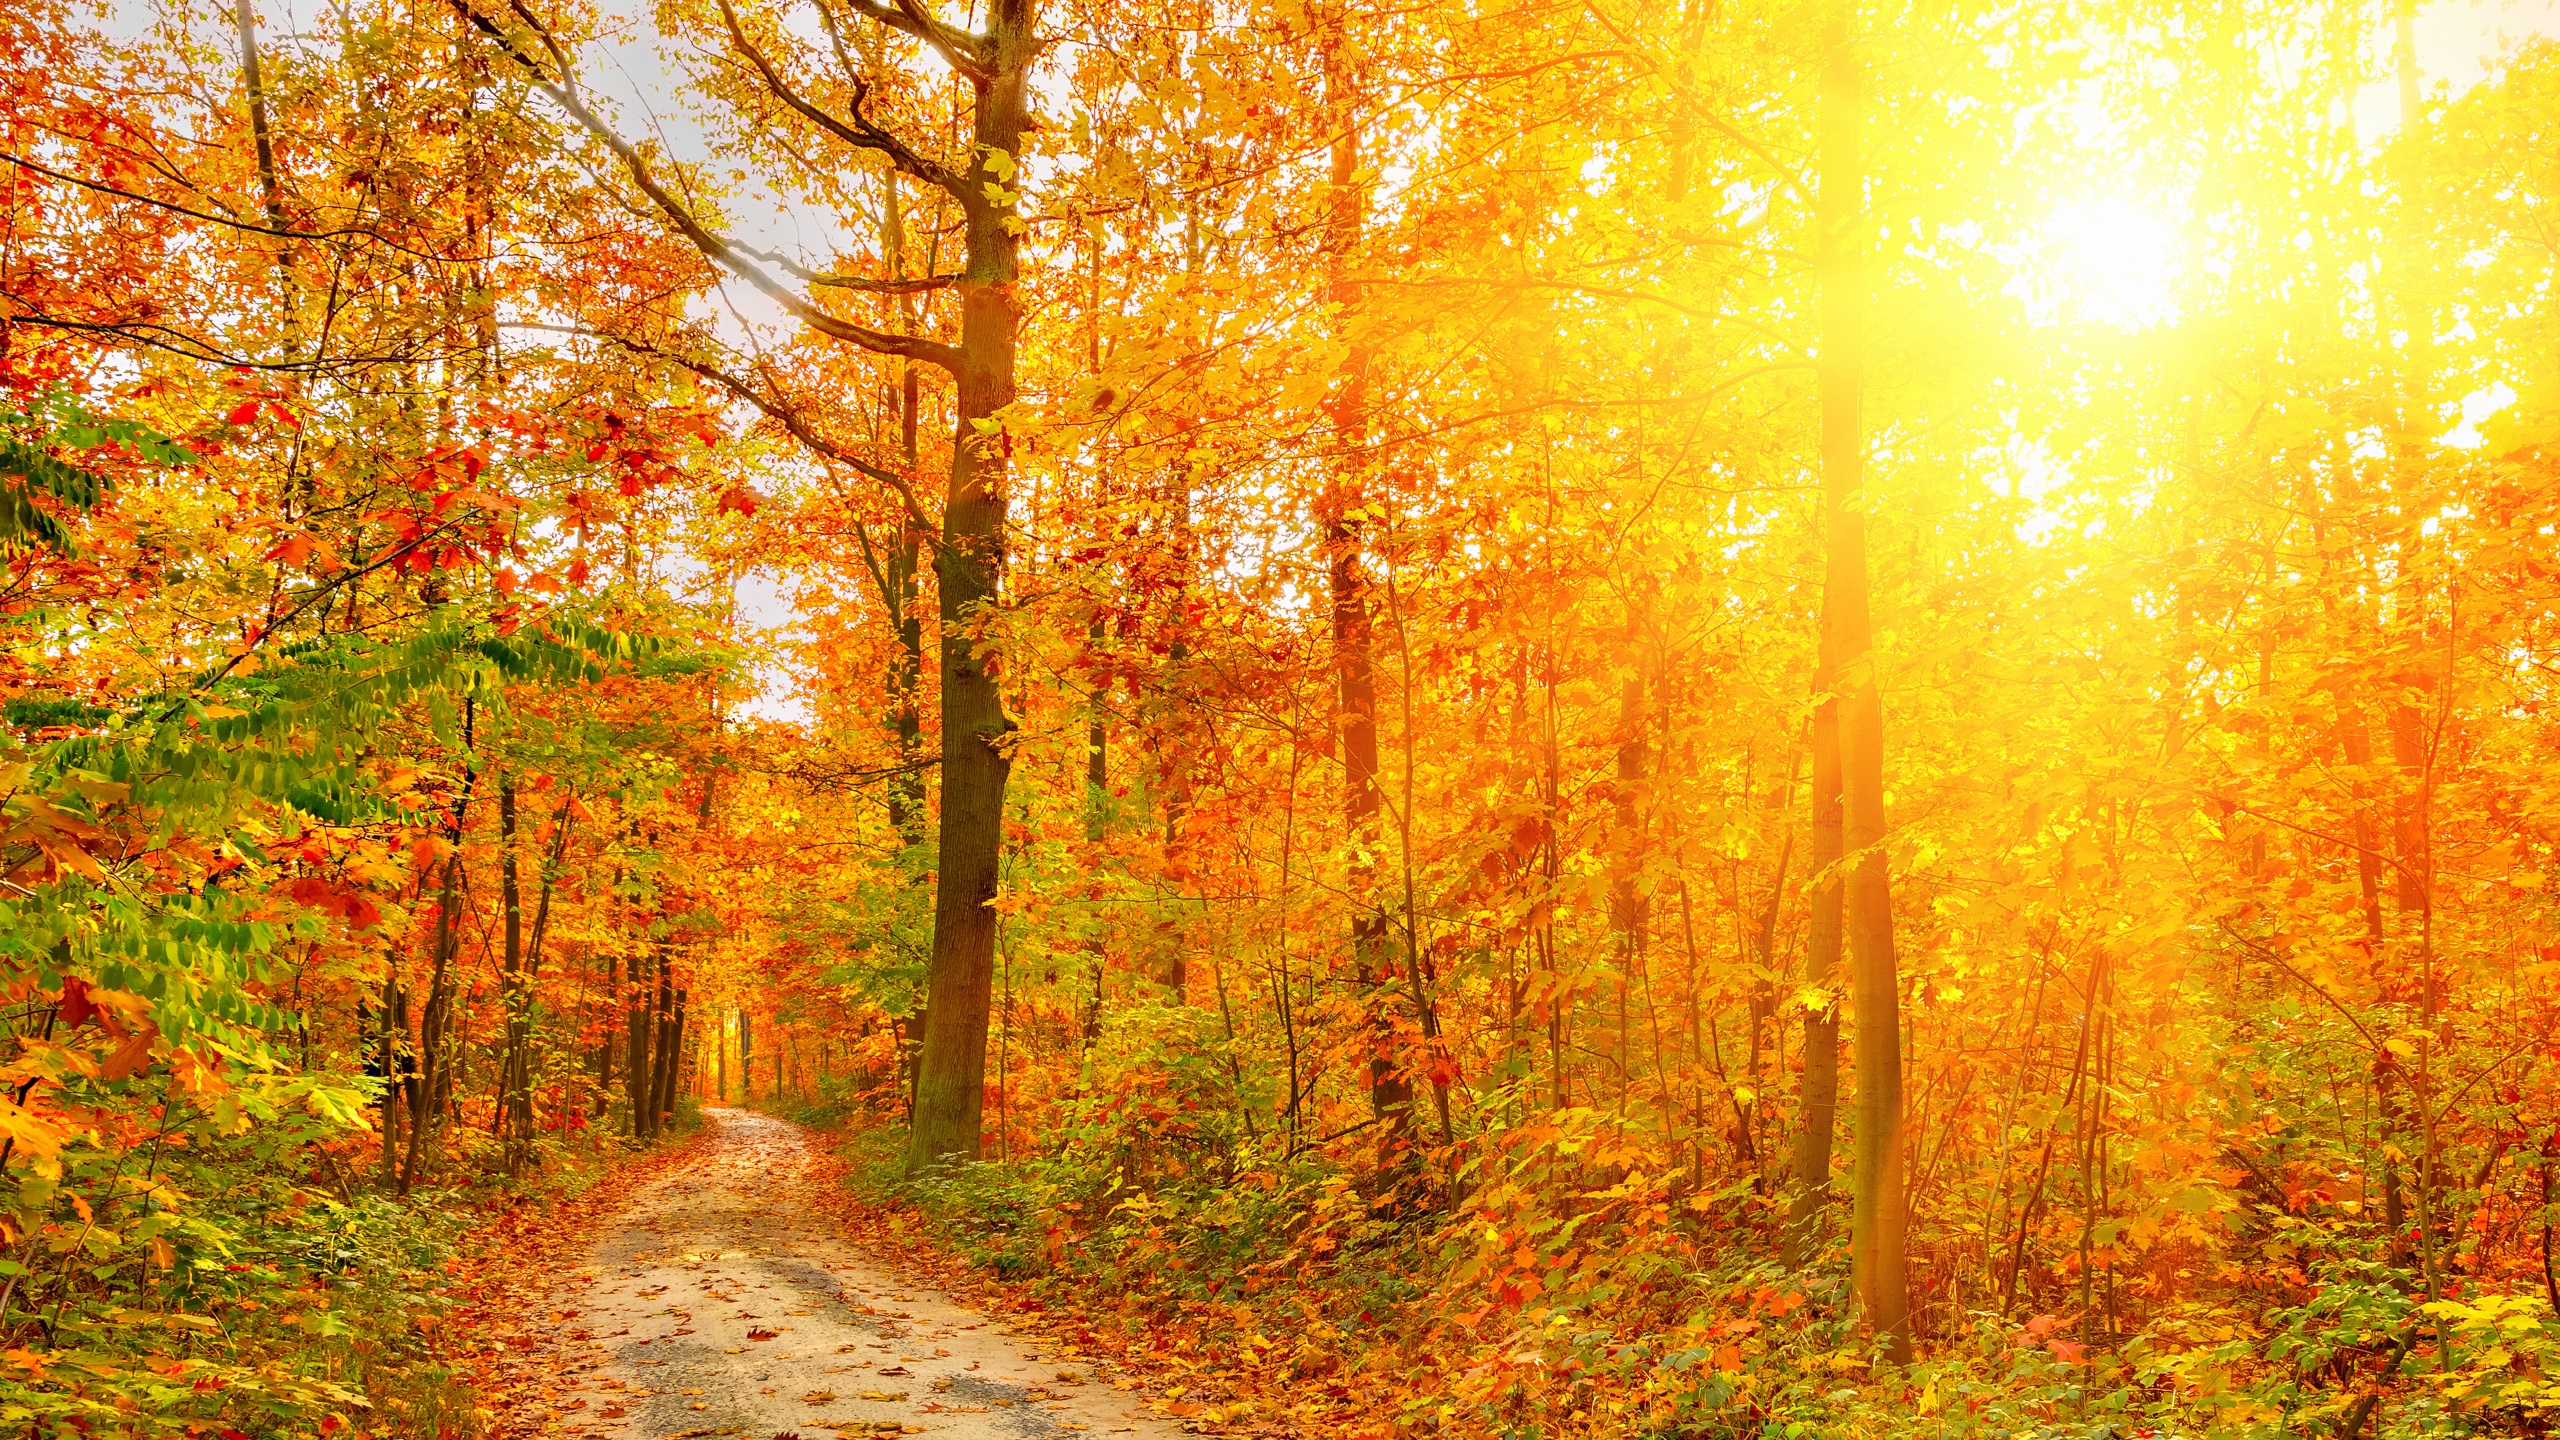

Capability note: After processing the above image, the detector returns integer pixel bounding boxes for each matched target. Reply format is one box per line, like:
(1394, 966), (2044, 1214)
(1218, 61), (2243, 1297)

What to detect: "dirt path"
(511, 1109), (1189, 1440)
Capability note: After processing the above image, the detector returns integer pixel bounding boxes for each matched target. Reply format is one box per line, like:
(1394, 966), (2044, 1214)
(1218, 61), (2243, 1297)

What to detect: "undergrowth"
(804, 1009), (2560, 1440)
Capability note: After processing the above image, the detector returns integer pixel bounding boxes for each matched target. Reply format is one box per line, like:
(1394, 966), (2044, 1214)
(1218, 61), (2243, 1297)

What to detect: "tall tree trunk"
(231, 0), (298, 356)
(1157, 473), (1195, 1001)
(881, 167), (929, 850)
(652, 976), (683, 1135)
(494, 778), (525, 1154)
(1321, 16), (1411, 1148)
(1820, 10), (1913, 1360)
(1610, 669), (1650, 1118)
(502, 800), (568, 1162)
(904, 0), (1035, 1176)
(401, 697), (475, 1193)
(589, 943), (617, 1117)
(627, 942), (656, 1138)
(1787, 650), (1844, 1265)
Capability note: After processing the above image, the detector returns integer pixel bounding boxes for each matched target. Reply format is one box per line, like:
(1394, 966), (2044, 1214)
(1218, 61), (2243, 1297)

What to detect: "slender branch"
(2, 151), (460, 262)
(713, 0), (980, 204)
(510, 322), (937, 532)
(838, 0), (991, 80)
(450, 0), (963, 372)
(738, 243), (958, 292)
(168, 514), (475, 714)
(1, 308), (434, 373)
(1579, 0), (1818, 214)
(2215, 921), (2381, 1050)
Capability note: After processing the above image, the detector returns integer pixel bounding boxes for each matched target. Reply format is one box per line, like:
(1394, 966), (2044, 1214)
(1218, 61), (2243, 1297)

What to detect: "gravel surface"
(533, 1108), (1184, 1440)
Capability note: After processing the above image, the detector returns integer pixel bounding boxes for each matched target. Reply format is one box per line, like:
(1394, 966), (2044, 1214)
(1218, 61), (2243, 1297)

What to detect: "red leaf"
(225, 400), (261, 427)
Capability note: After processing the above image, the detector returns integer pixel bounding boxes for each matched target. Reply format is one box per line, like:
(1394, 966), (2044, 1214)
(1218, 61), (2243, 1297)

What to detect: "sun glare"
(2016, 196), (2185, 330)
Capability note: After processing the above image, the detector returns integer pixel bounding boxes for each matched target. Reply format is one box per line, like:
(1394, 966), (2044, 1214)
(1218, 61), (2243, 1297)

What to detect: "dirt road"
(510, 1109), (1186, 1440)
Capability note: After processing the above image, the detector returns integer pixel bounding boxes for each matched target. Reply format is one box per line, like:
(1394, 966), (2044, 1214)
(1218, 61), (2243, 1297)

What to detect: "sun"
(2014, 196), (2185, 331)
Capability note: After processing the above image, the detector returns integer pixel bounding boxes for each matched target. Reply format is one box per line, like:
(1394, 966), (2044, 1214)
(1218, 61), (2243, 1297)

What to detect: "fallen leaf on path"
(747, 1328), (781, 1340)
(875, 1366), (909, 1376)
(855, 1390), (906, 1402)
(801, 1391), (836, 1404)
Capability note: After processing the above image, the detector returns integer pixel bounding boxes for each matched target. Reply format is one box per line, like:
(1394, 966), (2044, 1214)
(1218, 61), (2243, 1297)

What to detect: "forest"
(2, 0), (2557, 1435)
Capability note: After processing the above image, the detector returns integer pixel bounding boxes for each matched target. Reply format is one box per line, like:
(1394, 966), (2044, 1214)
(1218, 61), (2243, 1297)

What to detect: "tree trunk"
(1787, 650), (1844, 1265)
(627, 943), (656, 1138)
(1320, 20), (1411, 1149)
(494, 778), (525, 1155)
(881, 168), (929, 851)
(652, 980), (683, 1134)
(904, 0), (1035, 1176)
(1610, 669), (1649, 1118)
(401, 697), (475, 1192)
(589, 944), (617, 1117)
(1820, 10), (1913, 1360)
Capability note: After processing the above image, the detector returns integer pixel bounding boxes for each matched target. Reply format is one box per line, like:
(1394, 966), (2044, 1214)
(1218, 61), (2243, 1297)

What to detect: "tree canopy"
(3, 0), (2559, 1435)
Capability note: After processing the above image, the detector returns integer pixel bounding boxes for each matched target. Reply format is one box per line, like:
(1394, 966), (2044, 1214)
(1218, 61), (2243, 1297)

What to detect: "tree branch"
(1579, 0), (1817, 214)
(738, 243), (958, 292)
(3, 151), (460, 262)
(450, 0), (963, 372)
(2, 307), (434, 373)
(512, 322), (937, 533)
(714, 0), (981, 205)
(837, 0), (990, 81)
